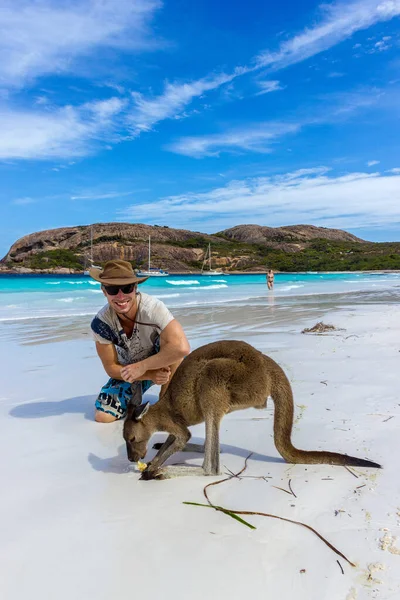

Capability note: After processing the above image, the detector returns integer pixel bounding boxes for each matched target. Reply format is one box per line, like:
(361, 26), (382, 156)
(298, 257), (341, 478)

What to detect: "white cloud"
(120, 168), (400, 232)
(167, 122), (301, 157)
(387, 167), (400, 173)
(373, 36), (393, 50)
(127, 71), (243, 134)
(254, 0), (400, 71)
(0, 97), (125, 159)
(327, 71), (345, 77)
(12, 197), (35, 205)
(84, 97), (127, 120)
(367, 159), (380, 166)
(34, 96), (49, 105)
(255, 80), (283, 95)
(71, 191), (133, 201)
(0, 0), (162, 87)
(353, 34), (393, 55)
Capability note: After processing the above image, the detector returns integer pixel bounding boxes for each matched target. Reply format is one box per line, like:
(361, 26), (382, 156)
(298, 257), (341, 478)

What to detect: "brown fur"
(123, 340), (381, 479)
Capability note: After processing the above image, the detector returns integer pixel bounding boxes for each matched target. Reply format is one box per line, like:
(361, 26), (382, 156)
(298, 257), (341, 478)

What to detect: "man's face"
(102, 283), (137, 315)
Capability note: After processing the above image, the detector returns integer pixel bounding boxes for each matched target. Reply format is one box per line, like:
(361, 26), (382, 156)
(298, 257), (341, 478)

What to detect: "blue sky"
(1, 0), (400, 258)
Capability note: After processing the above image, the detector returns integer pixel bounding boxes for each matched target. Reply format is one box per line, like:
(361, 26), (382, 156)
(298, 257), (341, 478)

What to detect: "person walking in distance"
(267, 269), (274, 290)
(89, 260), (190, 423)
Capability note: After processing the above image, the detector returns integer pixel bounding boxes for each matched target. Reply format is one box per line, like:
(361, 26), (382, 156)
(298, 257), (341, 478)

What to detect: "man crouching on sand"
(89, 260), (190, 423)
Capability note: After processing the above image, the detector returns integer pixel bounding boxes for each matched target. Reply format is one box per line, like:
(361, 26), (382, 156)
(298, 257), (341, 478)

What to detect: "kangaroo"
(123, 340), (381, 480)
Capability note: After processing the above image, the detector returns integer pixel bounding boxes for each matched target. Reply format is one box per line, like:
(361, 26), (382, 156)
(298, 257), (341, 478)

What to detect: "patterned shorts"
(95, 379), (154, 420)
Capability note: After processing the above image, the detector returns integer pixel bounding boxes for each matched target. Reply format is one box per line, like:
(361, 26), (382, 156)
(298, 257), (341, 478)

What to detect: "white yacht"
(201, 243), (224, 275)
(136, 236), (169, 277)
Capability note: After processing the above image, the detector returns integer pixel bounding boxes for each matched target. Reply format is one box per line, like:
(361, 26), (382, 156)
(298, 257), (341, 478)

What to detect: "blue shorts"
(95, 379), (154, 420)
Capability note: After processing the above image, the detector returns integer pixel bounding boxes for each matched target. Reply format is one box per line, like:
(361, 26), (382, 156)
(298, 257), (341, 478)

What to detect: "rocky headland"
(1, 222), (399, 273)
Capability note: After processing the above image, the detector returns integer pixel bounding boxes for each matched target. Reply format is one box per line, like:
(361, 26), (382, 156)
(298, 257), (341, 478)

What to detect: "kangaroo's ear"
(132, 402), (150, 421)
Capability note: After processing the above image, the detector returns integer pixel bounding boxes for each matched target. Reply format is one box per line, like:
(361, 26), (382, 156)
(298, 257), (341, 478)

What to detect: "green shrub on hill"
(164, 236), (211, 248)
(79, 235), (132, 247)
(25, 249), (83, 270)
(260, 240), (400, 271)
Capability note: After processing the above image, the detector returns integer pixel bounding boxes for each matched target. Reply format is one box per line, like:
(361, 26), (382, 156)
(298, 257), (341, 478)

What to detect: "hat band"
(100, 273), (134, 280)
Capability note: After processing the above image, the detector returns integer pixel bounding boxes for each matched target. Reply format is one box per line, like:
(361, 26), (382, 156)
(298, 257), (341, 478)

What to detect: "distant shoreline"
(1, 269), (400, 276)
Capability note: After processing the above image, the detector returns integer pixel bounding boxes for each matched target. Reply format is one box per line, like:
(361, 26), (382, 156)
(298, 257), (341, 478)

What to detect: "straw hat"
(89, 260), (149, 285)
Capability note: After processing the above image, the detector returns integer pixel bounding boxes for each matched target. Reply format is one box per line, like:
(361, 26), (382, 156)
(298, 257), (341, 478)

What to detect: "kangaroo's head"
(123, 402), (153, 462)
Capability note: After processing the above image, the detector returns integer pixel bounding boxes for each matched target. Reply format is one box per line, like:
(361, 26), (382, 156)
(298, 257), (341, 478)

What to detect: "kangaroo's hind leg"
(198, 375), (230, 476)
(203, 413), (222, 475)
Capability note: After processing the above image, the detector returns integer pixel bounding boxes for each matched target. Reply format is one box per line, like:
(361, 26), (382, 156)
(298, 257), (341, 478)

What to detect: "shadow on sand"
(10, 396), (285, 473)
(88, 434), (285, 475)
(9, 392), (161, 422)
(9, 395), (96, 421)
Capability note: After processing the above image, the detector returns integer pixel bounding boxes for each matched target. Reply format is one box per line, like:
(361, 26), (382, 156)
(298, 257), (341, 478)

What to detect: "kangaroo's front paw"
(140, 467), (166, 481)
(152, 442), (163, 450)
(139, 469), (155, 480)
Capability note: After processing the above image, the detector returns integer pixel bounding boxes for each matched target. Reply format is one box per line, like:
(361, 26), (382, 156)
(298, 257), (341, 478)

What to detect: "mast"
(201, 244), (208, 274)
(208, 243), (211, 271)
(201, 247), (204, 273)
(90, 225), (93, 264)
(148, 235), (151, 271)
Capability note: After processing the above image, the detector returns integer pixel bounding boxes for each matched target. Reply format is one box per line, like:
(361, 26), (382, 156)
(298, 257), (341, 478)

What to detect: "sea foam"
(166, 280), (200, 285)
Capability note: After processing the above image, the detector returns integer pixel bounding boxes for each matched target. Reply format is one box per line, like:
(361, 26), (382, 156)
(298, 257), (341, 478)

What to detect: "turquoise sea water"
(0, 271), (399, 322)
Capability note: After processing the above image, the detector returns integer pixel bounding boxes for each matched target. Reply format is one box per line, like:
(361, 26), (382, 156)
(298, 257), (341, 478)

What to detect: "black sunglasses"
(103, 283), (136, 296)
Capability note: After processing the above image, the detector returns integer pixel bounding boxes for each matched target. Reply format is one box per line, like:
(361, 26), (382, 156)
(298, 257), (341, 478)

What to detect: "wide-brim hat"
(89, 260), (149, 285)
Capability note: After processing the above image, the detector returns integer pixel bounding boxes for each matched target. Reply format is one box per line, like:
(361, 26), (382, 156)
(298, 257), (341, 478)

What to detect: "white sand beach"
(1, 300), (399, 600)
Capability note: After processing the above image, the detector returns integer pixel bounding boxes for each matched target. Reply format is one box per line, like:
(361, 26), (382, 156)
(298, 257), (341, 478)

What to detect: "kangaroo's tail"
(269, 359), (381, 469)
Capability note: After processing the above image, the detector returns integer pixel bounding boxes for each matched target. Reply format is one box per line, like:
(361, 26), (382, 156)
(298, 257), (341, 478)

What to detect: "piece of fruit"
(137, 461), (147, 472)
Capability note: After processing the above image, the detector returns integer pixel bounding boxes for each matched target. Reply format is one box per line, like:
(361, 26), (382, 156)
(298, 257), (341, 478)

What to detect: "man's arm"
(143, 319), (190, 370)
(95, 342), (171, 384)
(120, 320), (190, 382)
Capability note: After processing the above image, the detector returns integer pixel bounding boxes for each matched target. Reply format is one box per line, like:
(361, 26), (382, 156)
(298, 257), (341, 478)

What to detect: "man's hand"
(120, 363), (171, 384)
(120, 362), (147, 382)
(149, 367), (171, 385)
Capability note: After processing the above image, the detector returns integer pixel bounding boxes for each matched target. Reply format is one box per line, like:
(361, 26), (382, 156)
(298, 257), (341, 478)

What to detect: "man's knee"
(94, 410), (119, 423)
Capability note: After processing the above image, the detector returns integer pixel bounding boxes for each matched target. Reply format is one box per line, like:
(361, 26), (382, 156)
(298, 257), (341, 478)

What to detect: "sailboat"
(84, 225), (101, 275)
(201, 243), (223, 276)
(136, 236), (169, 277)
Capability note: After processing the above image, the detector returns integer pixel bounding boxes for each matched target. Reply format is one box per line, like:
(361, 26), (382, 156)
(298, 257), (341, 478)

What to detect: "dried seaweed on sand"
(184, 454), (355, 567)
(302, 322), (343, 334)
